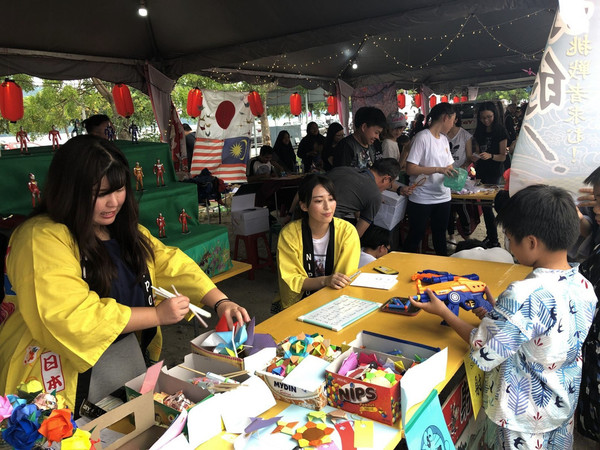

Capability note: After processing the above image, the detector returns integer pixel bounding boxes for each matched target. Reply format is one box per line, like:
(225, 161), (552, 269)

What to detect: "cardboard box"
(190, 330), (276, 371)
(326, 331), (441, 425)
(255, 356), (329, 411)
(373, 190), (407, 230)
(166, 353), (250, 384)
(325, 347), (408, 425)
(347, 330), (441, 358)
(231, 193), (269, 235)
(81, 392), (166, 450)
(124, 369), (211, 426)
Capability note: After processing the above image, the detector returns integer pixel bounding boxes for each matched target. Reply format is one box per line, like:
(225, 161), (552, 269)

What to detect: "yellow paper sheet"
(463, 352), (484, 419)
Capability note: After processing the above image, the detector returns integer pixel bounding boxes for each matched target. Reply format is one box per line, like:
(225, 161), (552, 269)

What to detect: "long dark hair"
(409, 113), (425, 138)
(324, 122), (343, 150)
(34, 135), (154, 296)
(474, 101), (503, 142)
(297, 174), (336, 219)
(425, 103), (456, 129)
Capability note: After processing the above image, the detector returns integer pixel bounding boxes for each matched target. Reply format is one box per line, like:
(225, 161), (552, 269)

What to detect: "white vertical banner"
(510, 1), (599, 196)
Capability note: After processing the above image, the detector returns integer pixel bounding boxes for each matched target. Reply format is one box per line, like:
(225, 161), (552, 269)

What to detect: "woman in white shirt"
(403, 103), (457, 256)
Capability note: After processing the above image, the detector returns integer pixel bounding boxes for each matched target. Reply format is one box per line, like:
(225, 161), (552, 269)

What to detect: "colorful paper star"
(307, 410), (328, 423)
(271, 420), (299, 435)
(292, 421), (334, 448)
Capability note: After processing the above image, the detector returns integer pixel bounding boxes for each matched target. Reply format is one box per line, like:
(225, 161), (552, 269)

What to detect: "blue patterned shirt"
(469, 265), (597, 433)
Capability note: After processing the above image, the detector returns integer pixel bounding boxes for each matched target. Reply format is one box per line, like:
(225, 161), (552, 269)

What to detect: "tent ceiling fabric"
(1, 0), (556, 92)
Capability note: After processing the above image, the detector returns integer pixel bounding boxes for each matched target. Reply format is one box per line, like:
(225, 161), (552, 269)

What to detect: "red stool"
(233, 232), (275, 280)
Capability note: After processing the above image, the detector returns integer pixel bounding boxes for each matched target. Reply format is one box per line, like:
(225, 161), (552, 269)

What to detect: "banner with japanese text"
(510, 1), (599, 196)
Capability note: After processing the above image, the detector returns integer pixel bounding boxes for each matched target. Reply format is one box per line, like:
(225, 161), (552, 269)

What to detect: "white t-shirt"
(381, 139), (400, 161)
(359, 251), (376, 268)
(252, 160), (272, 176)
(406, 129), (454, 204)
(312, 229), (330, 277)
(451, 246), (514, 264)
(445, 127), (472, 168)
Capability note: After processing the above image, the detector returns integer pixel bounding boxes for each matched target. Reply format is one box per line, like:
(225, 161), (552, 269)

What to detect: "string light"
(204, 9), (551, 84)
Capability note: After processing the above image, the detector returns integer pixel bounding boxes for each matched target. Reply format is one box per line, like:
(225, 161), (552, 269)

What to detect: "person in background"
(272, 130), (297, 174)
(409, 113), (425, 139)
(247, 145), (282, 181)
(445, 112), (473, 244)
(412, 184), (597, 450)
(333, 107), (386, 169)
(0, 135), (250, 415)
(451, 238), (514, 264)
(576, 167), (600, 446)
(403, 103), (457, 256)
(327, 158), (404, 237)
(359, 225), (391, 267)
(381, 112), (407, 162)
(321, 122), (344, 171)
(297, 122), (325, 171)
(183, 123), (196, 172)
(273, 174), (360, 311)
(82, 114), (111, 138)
(471, 101), (508, 248)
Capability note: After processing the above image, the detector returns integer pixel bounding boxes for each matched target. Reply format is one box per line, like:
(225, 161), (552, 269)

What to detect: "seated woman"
(273, 174), (360, 312)
(0, 135), (249, 416)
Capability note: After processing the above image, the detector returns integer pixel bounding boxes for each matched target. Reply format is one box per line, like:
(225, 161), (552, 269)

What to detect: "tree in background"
(1, 75), (158, 141)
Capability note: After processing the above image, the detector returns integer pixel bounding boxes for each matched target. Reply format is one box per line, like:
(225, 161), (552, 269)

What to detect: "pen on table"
(349, 270), (361, 281)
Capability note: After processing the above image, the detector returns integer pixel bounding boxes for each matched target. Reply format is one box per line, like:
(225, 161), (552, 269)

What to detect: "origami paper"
(244, 416), (282, 434)
(354, 420), (374, 448)
(307, 410), (327, 423)
(61, 428), (92, 450)
(0, 395), (13, 420)
(271, 420), (299, 435)
(327, 409), (347, 423)
(338, 352), (358, 376)
(292, 422), (334, 448)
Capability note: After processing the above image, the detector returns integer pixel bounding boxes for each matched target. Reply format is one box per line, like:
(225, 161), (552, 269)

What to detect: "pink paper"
(338, 352), (358, 376)
(140, 361), (163, 394)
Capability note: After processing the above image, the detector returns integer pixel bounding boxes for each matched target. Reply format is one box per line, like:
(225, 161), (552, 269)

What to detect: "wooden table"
(451, 186), (500, 206)
(210, 260), (252, 283)
(200, 252), (531, 449)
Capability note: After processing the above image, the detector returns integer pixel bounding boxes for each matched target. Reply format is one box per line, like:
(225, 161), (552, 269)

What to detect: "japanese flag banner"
(190, 90), (254, 183)
(510, 0), (599, 196)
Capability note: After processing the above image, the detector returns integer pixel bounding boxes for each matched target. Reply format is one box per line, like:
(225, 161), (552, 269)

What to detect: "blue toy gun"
(412, 277), (493, 325)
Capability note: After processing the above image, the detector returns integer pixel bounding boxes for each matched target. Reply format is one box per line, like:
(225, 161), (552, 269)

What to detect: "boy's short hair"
(371, 158), (401, 179)
(354, 107), (386, 129)
(259, 145), (274, 156)
(361, 225), (390, 250)
(584, 166), (600, 187)
(182, 123), (192, 131)
(496, 184), (579, 251)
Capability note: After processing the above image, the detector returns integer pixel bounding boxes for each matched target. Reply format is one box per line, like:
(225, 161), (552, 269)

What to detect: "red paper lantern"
(0, 79), (24, 123)
(414, 93), (422, 108)
(186, 88), (203, 118)
(441, 95), (448, 103)
(112, 83), (134, 118)
(290, 92), (302, 116)
(248, 91), (264, 117)
(453, 95), (460, 103)
(460, 95), (468, 103)
(429, 95), (437, 108)
(397, 93), (406, 109)
(326, 95), (337, 115)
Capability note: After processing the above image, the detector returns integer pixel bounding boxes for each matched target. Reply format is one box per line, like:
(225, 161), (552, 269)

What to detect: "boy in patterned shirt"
(411, 185), (597, 449)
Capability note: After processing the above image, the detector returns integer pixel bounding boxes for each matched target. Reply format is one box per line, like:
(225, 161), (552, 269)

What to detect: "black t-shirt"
(103, 239), (148, 308)
(474, 127), (508, 183)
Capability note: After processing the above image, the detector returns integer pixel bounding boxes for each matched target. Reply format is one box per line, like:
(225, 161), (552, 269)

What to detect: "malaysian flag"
(190, 90), (253, 183)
